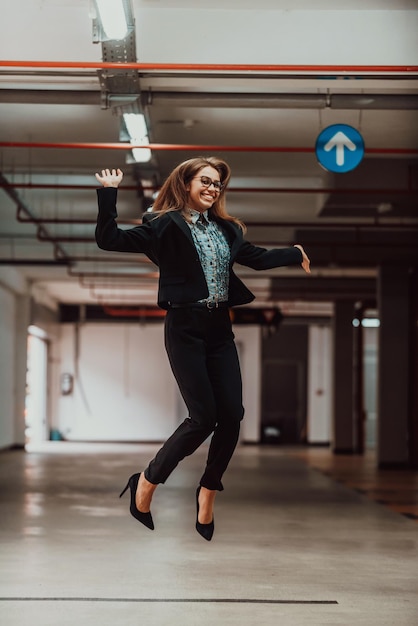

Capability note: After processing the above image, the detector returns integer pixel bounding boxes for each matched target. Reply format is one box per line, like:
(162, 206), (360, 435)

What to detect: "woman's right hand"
(95, 168), (124, 188)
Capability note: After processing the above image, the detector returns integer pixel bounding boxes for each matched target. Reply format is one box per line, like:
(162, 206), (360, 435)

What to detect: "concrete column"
(377, 265), (412, 467)
(332, 300), (355, 453)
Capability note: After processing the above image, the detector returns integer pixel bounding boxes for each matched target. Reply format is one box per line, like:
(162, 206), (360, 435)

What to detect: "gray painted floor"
(1, 443), (417, 626)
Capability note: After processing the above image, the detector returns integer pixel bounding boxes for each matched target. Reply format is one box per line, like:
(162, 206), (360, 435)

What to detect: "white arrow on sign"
(324, 131), (357, 166)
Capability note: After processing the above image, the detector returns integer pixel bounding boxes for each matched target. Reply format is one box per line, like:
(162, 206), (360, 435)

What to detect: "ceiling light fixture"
(94, 0), (129, 40)
(123, 113), (152, 163)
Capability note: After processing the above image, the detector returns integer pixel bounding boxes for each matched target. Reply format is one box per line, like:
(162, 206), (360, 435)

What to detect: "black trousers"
(144, 306), (244, 491)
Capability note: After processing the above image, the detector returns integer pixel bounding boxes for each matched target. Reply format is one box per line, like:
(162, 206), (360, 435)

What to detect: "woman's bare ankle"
(198, 487), (216, 524)
(136, 473), (157, 512)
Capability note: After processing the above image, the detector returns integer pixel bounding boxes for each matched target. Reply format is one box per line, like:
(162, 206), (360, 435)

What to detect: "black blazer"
(95, 187), (303, 310)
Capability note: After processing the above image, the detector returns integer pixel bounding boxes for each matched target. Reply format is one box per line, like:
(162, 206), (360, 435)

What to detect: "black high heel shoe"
(195, 486), (214, 541)
(120, 473), (154, 530)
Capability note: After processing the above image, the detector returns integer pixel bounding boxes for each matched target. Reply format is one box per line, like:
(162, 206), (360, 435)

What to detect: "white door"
(25, 326), (48, 443)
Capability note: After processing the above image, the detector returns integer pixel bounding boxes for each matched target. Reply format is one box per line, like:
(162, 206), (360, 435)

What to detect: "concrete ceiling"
(0, 0), (417, 309)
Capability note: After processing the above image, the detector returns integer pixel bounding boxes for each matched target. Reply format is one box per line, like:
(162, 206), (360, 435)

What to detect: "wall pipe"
(1, 61), (417, 73)
(1, 141), (417, 155)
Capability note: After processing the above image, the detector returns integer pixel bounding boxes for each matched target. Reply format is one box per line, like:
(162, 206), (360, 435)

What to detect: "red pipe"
(367, 148), (418, 155)
(0, 141), (314, 153)
(2, 141), (417, 155)
(1, 61), (417, 73)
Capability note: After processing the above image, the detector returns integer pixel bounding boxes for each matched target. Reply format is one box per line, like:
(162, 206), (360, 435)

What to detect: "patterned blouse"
(183, 208), (230, 304)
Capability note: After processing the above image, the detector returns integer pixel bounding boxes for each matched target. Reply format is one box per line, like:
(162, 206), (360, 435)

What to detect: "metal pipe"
(143, 91), (418, 110)
(0, 141), (314, 153)
(5, 90), (417, 110)
(1, 60), (417, 73)
(1, 141), (417, 155)
(0, 172), (69, 260)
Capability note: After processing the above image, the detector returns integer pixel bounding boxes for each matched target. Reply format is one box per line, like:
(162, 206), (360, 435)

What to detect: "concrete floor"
(0, 443), (417, 626)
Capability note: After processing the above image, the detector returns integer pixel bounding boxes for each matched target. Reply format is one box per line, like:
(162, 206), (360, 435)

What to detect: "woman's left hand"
(294, 244), (311, 274)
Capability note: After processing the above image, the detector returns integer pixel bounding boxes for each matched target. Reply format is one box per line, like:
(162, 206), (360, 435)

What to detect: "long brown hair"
(150, 156), (246, 232)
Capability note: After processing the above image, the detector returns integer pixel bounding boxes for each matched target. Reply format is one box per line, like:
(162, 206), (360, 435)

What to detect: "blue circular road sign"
(315, 124), (365, 173)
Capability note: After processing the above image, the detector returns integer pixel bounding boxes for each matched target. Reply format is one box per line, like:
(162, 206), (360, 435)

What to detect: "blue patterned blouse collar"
(185, 208), (209, 224)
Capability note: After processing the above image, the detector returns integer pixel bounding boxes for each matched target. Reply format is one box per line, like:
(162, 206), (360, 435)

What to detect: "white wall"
(0, 268), (30, 449)
(235, 326), (261, 443)
(0, 285), (16, 448)
(29, 299), (61, 441)
(307, 324), (333, 444)
(57, 323), (177, 441)
(55, 322), (262, 443)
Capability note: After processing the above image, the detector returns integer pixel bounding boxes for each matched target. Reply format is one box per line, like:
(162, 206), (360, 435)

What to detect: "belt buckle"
(206, 300), (218, 310)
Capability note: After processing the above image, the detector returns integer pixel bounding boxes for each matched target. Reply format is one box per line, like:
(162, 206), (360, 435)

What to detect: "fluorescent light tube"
(95, 0), (128, 40)
(123, 113), (152, 163)
(131, 145), (152, 163)
(123, 113), (148, 140)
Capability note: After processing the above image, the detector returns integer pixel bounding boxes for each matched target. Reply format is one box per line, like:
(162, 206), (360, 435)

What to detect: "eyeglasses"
(193, 175), (224, 192)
